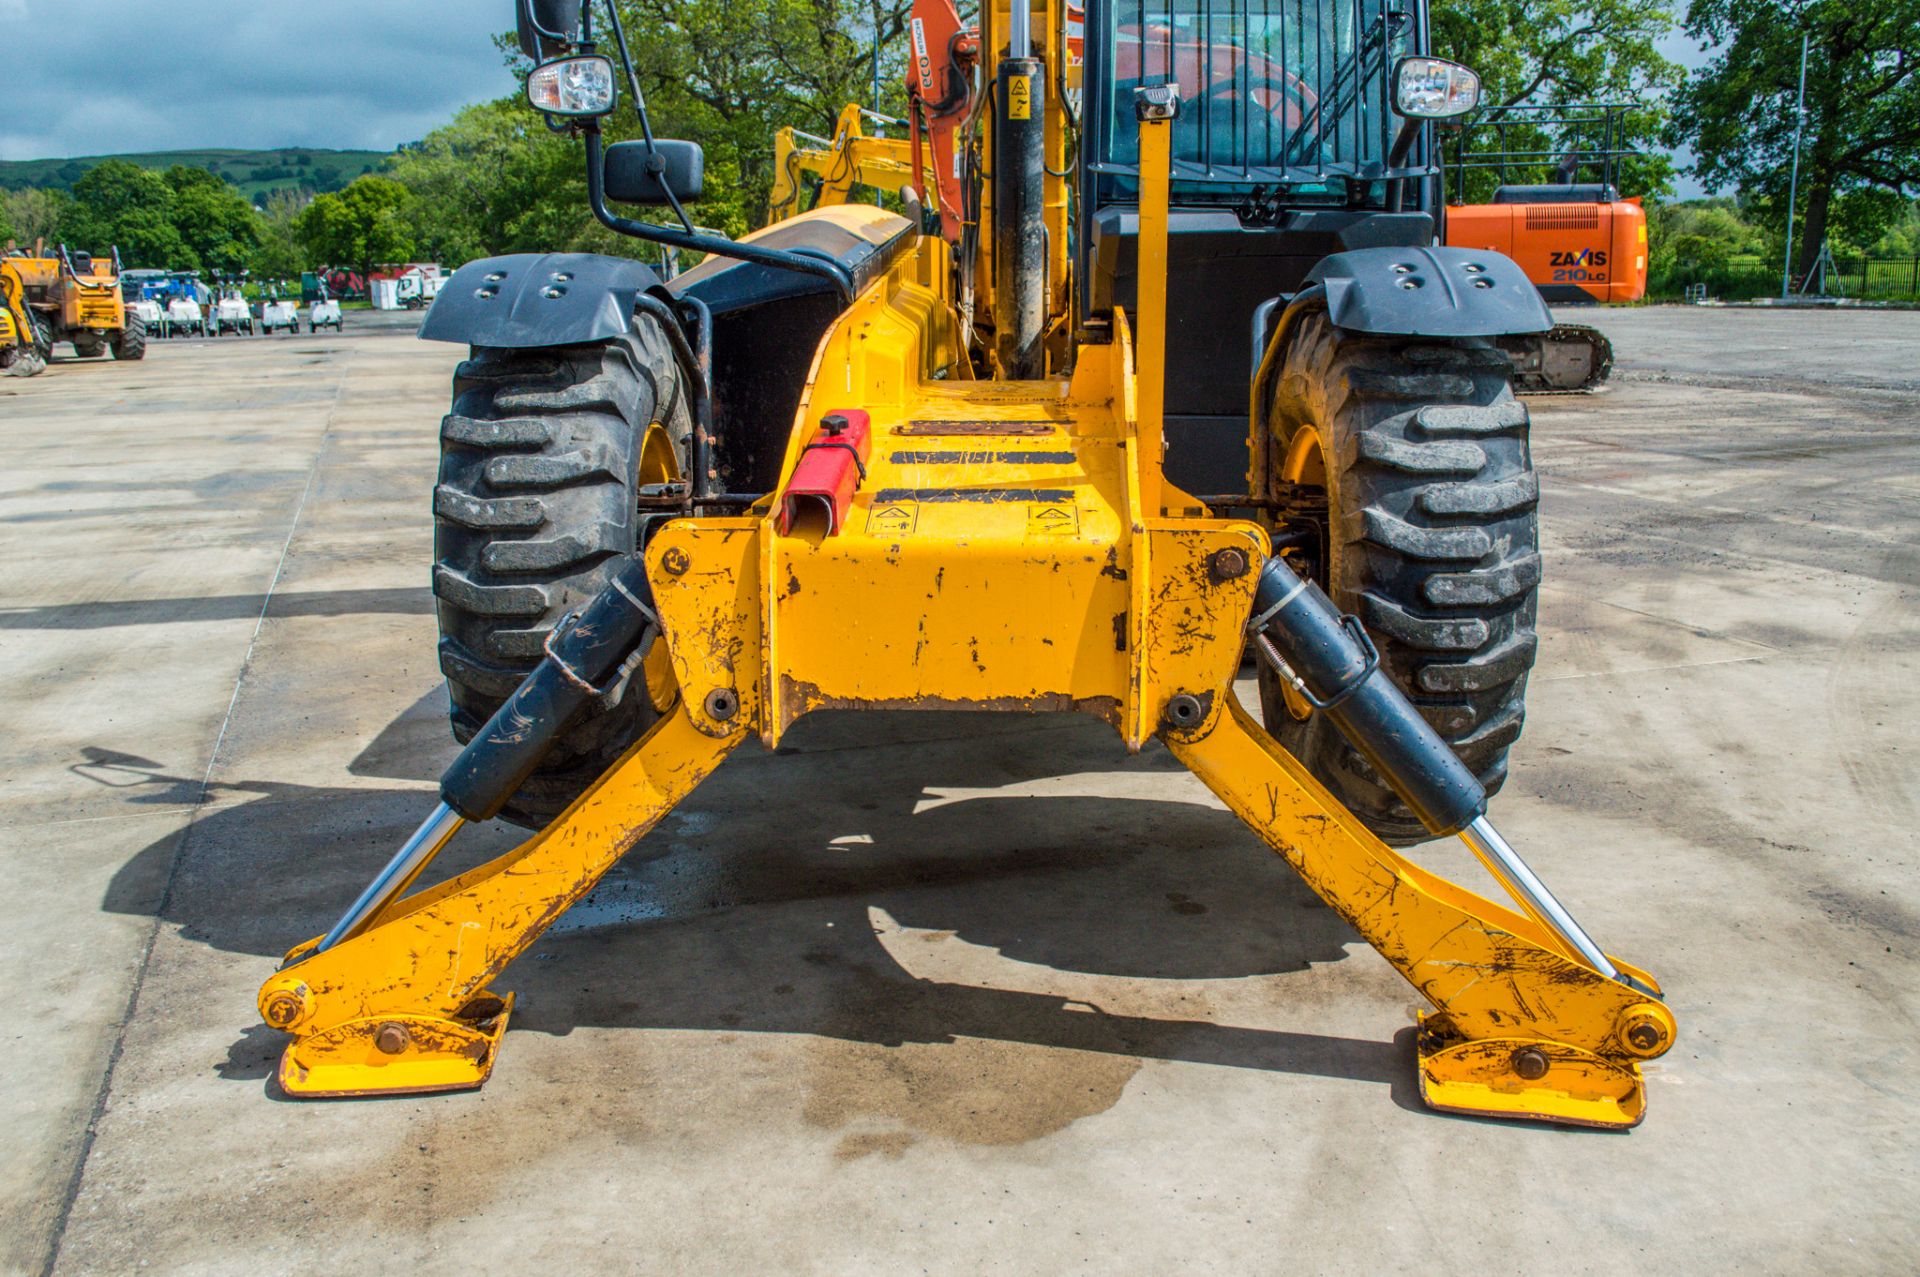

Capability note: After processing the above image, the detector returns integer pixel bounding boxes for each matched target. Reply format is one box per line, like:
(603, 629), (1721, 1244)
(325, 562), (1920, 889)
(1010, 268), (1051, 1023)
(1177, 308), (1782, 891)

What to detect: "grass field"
(0, 147), (389, 202)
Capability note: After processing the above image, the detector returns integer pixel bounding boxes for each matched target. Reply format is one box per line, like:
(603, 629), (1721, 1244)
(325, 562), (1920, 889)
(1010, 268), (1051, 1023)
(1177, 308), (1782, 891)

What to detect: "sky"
(0, 0), (510, 160)
(2, 0), (1717, 196)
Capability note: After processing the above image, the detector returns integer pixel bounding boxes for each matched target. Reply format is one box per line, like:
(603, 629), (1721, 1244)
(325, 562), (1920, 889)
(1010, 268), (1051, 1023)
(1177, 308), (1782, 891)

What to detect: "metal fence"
(1656, 254), (1920, 302)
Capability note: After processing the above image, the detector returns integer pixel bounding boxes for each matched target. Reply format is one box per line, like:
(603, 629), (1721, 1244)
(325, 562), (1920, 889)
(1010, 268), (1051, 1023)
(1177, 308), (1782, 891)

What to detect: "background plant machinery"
(255, 0), (1673, 1131)
(5, 241), (145, 361)
(767, 103), (929, 223)
(210, 274), (255, 336)
(0, 258), (46, 377)
(308, 296), (344, 332)
(1443, 102), (1647, 392)
(259, 281), (301, 335)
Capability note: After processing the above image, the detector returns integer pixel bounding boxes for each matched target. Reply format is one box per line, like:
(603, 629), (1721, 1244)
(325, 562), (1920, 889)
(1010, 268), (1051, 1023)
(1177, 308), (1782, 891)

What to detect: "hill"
(0, 148), (390, 203)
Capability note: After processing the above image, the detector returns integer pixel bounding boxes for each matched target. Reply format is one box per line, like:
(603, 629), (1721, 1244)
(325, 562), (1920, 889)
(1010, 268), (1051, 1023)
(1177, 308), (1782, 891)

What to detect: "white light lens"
(1395, 57), (1481, 119)
(527, 56), (616, 117)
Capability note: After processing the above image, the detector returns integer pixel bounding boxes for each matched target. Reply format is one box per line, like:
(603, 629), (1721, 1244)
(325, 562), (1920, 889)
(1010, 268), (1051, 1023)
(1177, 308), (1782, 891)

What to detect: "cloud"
(0, 0), (512, 160)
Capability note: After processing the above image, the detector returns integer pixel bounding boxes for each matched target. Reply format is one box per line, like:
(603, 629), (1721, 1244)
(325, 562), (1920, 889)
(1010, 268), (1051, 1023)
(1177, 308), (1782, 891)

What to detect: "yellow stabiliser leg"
(1170, 702), (1673, 1127)
(257, 709), (743, 1096)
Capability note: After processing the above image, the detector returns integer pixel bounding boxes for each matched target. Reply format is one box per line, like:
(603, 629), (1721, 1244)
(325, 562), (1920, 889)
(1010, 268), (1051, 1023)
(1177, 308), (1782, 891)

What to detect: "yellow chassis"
(259, 118), (1673, 1128)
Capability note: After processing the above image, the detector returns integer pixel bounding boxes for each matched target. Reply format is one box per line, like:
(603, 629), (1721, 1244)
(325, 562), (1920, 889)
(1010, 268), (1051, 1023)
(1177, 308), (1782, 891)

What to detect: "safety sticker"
(1008, 74), (1032, 120)
(867, 502), (920, 537)
(1027, 502), (1079, 536)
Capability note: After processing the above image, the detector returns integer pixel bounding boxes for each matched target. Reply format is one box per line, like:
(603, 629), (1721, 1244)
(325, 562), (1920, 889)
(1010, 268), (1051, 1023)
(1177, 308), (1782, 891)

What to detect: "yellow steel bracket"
(255, 536), (756, 1096)
(1128, 92), (1671, 1127)
(1170, 707), (1673, 1127)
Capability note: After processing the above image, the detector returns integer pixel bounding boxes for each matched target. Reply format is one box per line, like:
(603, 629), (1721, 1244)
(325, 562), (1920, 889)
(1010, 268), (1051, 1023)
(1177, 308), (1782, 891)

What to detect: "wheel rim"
(1277, 425), (1330, 722)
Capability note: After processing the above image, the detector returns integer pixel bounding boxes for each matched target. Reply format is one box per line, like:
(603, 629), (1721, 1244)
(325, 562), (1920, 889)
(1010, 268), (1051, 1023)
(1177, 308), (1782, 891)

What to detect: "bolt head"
(1511, 1047), (1550, 1081)
(263, 991), (305, 1029)
(1163, 693), (1205, 730)
(661, 546), (691, 576)
(1207, 547), (1249, 582)
(704, 687), (739, 721)
(1617, 1003), (1672, 1058)
(374, 1023), (412, 1055)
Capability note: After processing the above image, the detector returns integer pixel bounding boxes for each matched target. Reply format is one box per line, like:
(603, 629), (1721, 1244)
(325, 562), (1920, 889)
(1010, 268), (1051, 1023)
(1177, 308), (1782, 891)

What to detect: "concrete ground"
(2, 306), (1915, 1274)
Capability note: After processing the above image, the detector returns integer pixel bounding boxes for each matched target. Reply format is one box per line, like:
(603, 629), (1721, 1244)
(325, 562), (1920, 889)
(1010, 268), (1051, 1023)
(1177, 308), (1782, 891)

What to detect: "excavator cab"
(254, 0), (1673, 1130)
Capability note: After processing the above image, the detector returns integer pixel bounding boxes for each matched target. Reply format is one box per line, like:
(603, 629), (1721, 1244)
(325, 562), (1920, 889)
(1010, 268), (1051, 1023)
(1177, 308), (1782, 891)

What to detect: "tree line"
(2, 0), (1913, 286)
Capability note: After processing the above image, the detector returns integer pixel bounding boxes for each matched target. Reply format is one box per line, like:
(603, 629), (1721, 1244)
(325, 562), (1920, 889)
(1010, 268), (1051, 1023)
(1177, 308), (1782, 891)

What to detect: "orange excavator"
(1442, 103), (1646, 392)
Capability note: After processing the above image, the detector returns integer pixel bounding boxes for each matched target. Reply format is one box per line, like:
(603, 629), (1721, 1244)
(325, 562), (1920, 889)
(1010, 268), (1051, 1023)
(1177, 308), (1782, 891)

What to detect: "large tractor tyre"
(72, 333), (108, 358)
(433, 319), (692, 830)
(1259, 312), (1540, 845)
(110, 315), (147, 360)
(30, 311), (53, 364)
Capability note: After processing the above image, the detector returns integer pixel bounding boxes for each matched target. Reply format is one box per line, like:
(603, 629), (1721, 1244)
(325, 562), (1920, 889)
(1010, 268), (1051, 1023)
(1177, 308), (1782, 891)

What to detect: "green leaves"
(1431, 0), (1682, 201)
(295, 176), (418, 282)
(1670, 0), (1920, 269)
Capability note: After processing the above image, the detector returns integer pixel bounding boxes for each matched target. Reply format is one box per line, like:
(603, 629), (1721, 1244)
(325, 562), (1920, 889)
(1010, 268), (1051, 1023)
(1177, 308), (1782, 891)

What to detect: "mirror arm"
(595, 0), (696, 234)
(583, 127), (855, 301)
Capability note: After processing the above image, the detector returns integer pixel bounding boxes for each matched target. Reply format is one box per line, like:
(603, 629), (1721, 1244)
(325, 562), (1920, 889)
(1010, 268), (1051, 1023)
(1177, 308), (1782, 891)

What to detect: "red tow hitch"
(777, 409), (872, 536)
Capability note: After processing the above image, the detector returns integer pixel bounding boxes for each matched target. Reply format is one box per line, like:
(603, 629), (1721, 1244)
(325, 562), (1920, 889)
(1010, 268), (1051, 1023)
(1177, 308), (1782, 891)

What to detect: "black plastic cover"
(670, 211), (915, 316)
(1304, 245), (1552, 338)
(418, 252), (665, 349)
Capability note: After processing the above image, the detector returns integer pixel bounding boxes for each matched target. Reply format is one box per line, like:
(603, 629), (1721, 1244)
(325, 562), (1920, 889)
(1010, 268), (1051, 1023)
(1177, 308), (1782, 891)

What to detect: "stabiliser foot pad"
(276, 992), (514, 1098)
(1415, 1014), (1647, 1129)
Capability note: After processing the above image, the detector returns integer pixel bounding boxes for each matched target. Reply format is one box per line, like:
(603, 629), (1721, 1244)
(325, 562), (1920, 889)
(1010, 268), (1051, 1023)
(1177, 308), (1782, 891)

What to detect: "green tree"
(1433, 0), (1683, 200)
(297, 175), (417, 280)
(163, 166), (261, 273)
(1670, 0), (1920, 277)
(615, 0), (911, 221)
(2, 188), (69, 248)
(61, 160), (195, 267)
(251, 189), (310, 279)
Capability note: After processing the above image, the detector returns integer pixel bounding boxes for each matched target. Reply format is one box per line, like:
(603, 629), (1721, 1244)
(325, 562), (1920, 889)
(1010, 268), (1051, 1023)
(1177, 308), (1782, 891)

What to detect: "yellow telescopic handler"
(257, 0), (1673, 1129)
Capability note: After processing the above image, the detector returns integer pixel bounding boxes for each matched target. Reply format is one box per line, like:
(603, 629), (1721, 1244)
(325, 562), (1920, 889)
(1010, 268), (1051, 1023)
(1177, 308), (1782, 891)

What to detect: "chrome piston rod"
(1459, 815), (1659, 999)
(312, 802), (464, 955)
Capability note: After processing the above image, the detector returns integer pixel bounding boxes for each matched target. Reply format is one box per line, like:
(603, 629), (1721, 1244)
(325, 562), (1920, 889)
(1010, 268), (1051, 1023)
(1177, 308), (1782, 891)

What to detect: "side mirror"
(1393, 57), (1481, 120)
(516, 0), (583, 60)
(603, 140), (705, 206)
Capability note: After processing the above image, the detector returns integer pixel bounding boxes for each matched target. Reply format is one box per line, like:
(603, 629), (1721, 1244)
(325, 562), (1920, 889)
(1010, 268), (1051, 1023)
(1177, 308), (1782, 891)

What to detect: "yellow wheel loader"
(7, 242), (146, 361)
(257, 0), (1674, 1129)
(0, 258), (46, 377)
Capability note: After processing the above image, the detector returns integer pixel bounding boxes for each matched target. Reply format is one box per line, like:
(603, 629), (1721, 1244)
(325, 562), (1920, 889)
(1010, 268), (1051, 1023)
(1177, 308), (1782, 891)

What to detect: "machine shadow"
(100, 700), (1414, 1101)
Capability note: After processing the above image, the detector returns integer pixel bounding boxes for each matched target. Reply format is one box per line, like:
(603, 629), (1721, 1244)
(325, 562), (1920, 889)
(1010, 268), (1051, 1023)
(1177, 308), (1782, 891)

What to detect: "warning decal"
(867, 502), (920, 537)
(1027, 502), (1079, 537)
(1008, 74), (1032, 120)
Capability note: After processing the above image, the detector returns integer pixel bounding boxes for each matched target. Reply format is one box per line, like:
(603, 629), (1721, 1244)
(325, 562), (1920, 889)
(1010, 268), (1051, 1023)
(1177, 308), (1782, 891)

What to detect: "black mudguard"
(418, 252), (666, 349)
(1303, 245), (1552, 339)
(1252, 246), (1553, 438)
